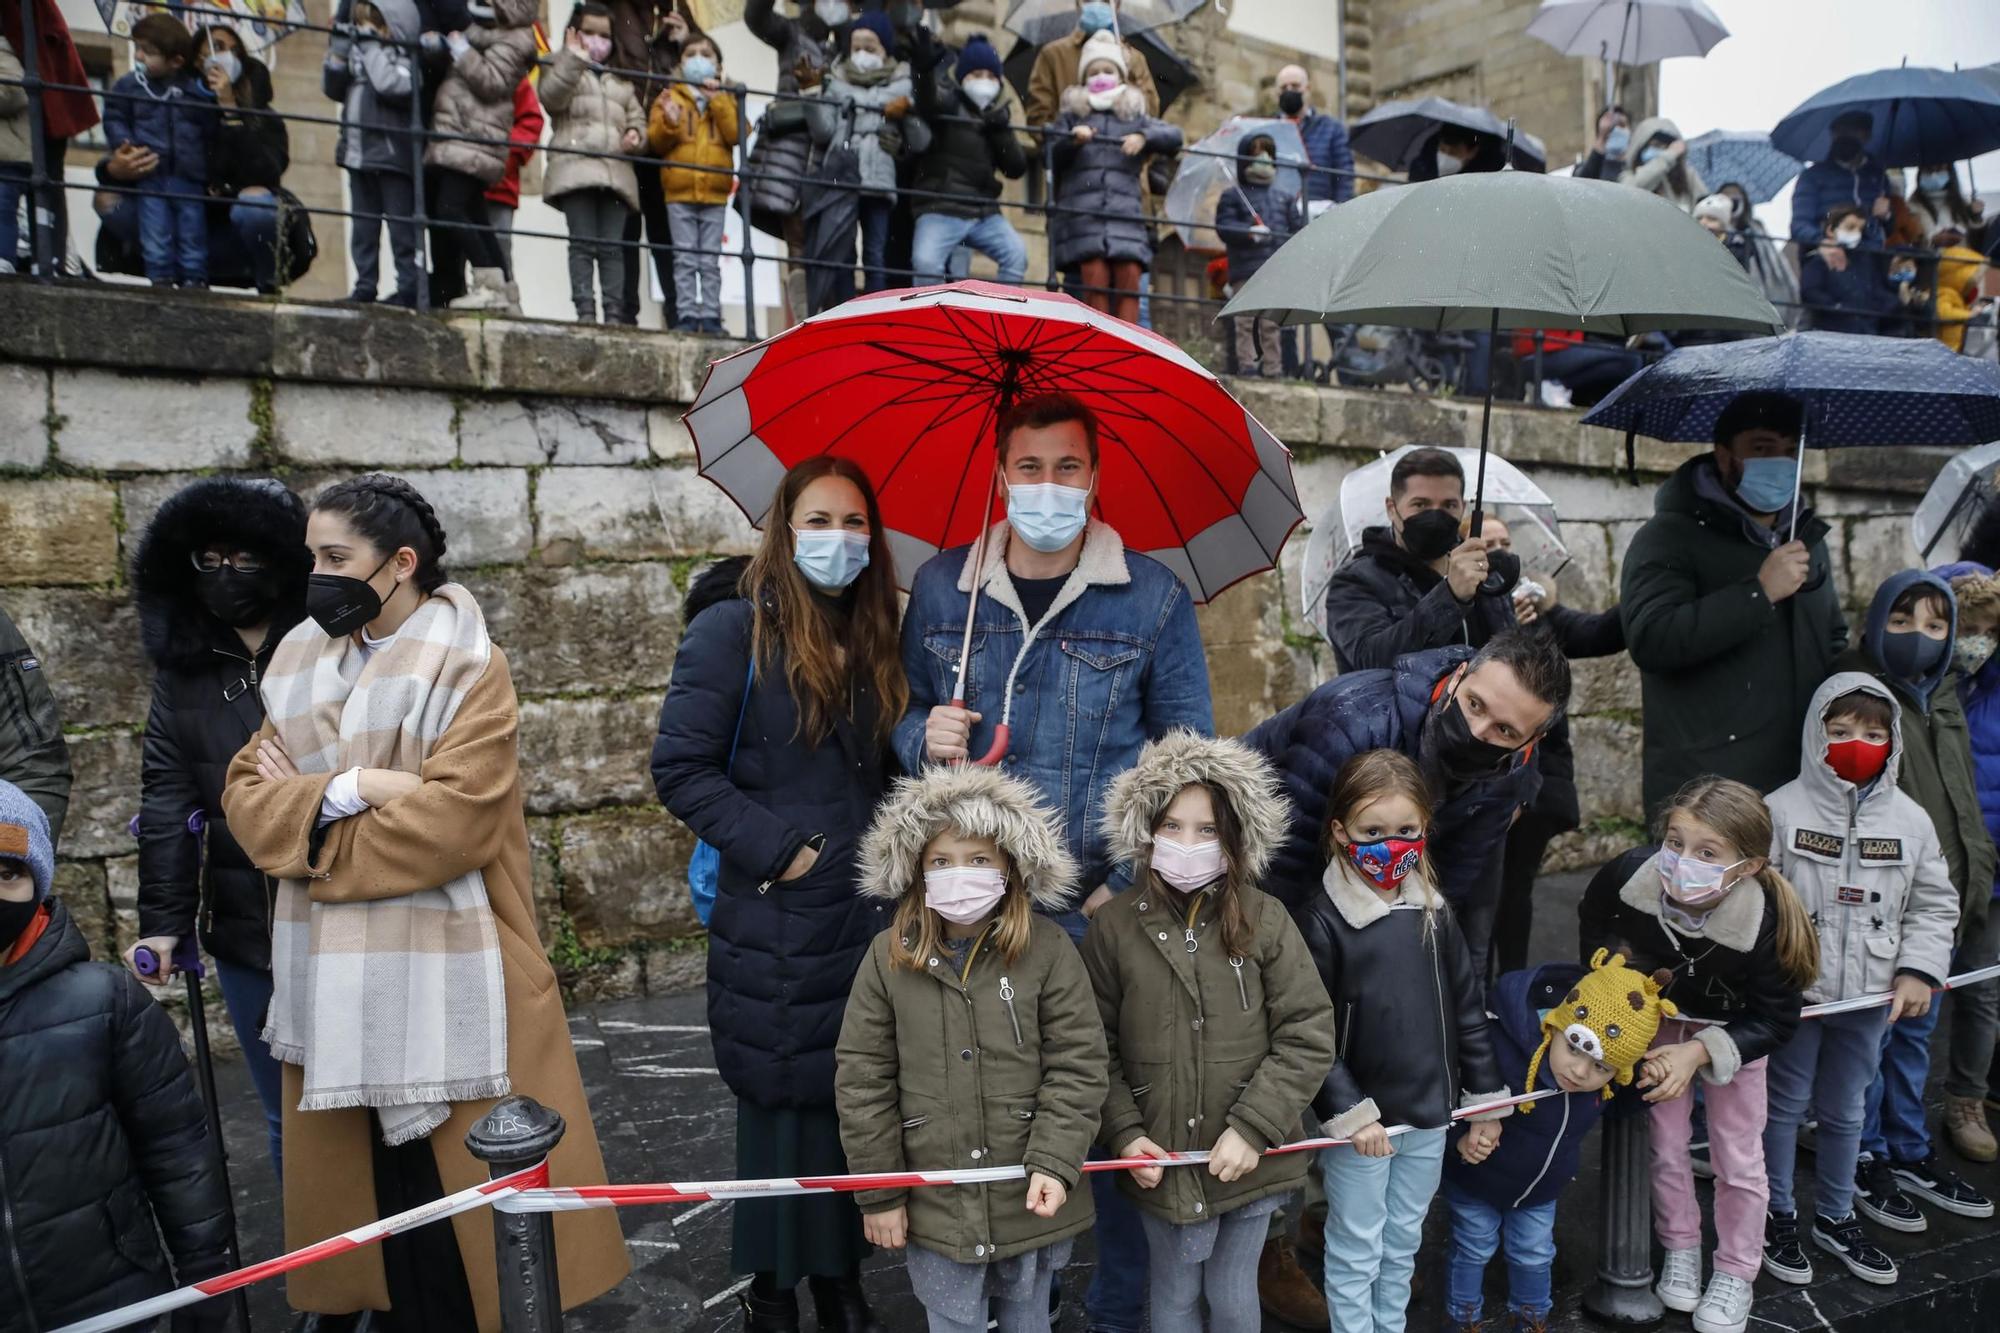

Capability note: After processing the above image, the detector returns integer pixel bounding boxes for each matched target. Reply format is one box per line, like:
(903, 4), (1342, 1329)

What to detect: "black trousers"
(370, 1132), (479, 1332)
(428, 168), (508, 280)
(622, 164), (678, 326)
(1492, 807), (1573, 981)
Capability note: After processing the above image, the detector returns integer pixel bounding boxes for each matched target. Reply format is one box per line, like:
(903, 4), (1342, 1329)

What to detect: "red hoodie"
(484, 76), (546, 210)
(1, 0), (99, 140)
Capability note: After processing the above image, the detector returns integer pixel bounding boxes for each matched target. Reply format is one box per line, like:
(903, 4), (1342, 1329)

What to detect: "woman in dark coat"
(125, 476), (310, 1177)
(651, 456), (906, 1333)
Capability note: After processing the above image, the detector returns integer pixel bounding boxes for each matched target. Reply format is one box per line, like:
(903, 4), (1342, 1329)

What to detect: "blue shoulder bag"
(687, 656), (755, 927)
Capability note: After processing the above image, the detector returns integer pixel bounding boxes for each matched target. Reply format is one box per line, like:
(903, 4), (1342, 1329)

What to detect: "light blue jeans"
(1764, 1005), (1890, 1220)
(913, 211), (1027, 286)
(1320, 1127), (1447, 1333)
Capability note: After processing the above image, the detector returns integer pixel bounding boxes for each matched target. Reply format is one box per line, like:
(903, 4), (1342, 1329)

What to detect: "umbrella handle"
(949, 696), (1010, 767)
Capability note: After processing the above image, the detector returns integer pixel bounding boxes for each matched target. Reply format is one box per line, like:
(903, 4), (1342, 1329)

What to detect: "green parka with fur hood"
(1080, 732), (1333, 1225)
(835, 766), (1108, 1264)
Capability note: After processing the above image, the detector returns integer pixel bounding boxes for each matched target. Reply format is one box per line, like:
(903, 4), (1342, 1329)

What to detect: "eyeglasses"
(191, 550), (266, 574)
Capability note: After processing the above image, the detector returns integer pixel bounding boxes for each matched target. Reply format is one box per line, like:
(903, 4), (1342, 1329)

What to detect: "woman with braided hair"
(223, 474), (629, 1331)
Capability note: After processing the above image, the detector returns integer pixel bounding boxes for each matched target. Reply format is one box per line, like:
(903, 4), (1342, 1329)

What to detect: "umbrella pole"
(952, 380), (1023, 768)
(1786, 423), (1808, 544)
(1470, 305), (1500, 536)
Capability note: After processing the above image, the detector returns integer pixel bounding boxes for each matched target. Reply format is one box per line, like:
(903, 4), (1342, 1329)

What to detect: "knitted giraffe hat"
(1521, 948), (1678, 1111)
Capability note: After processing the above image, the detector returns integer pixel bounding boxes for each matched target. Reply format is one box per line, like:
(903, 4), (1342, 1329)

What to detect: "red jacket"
(484, 76), (546, 209)
(2, 0), (99, 141)
(1511, 328), (1584, 359)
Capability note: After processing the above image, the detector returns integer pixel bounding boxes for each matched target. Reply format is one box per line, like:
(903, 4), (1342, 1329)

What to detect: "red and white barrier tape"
(1676, 961), (2000, 1027)
(47, 1160), (549, 1333)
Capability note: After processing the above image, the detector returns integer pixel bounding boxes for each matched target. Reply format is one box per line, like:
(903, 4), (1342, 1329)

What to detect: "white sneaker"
(449, 267), (513, 311)
(1655, 1246), (1703, 1313)
(1691, 1272), (1753, 1333)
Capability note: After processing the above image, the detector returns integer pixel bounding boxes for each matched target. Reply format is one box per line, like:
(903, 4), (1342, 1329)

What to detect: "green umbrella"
(1221, 171), (1785, 527)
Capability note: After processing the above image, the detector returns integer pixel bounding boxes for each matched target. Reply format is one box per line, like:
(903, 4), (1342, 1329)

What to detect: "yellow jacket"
(1936, 245), (1988, 353)
(649, 82), (741, 207)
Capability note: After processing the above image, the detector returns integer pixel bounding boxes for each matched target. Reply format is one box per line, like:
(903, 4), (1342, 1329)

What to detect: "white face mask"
(1151, 837), (1226, 892)
(1435, 150), (1464, 177)
(850, 49), (885, 74)
(924, 866), (1009, 925)
(206, 50), (241, 86)
(1835, 229), (1863, 249)
(963, 76), (1001, 109)
(815, 0), (852, 26)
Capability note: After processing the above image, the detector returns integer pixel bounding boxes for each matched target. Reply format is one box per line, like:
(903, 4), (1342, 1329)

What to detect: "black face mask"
(1881, 629), (1948, 683)
(0, 895), (39, 953)
(1830, 134), (1865, 166)
(1483, 548), (1523, 599)
(1278, 88), (1305, 116)
(196, 565), (281, 630)
(1398, 508), (1461, 562)
(1421, 689), (1527, 787)
(305, 554), (395, 638)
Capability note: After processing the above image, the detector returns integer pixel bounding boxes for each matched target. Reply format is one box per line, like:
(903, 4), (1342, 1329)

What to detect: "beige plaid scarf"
(259, 584), (510, 1145)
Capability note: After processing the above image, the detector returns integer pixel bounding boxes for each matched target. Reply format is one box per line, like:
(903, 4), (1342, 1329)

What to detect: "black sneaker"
(1812, 1212), (1898, 1285)
(1762, 1209), (1813, 1285)
(1855, 1154), (1928, 1232)
(1890, 1153), (1997, 1219)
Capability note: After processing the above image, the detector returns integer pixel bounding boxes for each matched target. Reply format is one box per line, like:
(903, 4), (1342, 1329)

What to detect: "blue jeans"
(0, 163), (26, 268)
(1765, 1006), (1890, 1220)
(912, 211), (1027, 286)
(99, 189), (280, 291)
(1321, 1127), (1447, 1333)
(1084, 1144), (1149, 1333)
(1444, 1184), (1557, 1321)
(860, 196), (894, 293)
(214, 958), (285, 1181)
(1862, 999), (1941, 1163)
(136, 174), (209, 285)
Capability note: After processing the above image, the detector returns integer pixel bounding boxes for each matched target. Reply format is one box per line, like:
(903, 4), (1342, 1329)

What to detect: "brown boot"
(1947, 1093), (1999, 1163)
(1258, 1234), (1330, 1330)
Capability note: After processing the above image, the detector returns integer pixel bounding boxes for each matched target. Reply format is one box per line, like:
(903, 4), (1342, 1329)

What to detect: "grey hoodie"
(1765, 671), (1959, 1003)
(324, 0), (421, 175)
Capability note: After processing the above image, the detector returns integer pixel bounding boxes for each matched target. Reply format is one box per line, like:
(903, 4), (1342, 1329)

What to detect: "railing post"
(735, 93), (757, 341)
(17, 0), (54, 279)
(1582, 1105), (1664, 1327)
(405, 46), (431, 313)
(466, 1096), (566, 1333)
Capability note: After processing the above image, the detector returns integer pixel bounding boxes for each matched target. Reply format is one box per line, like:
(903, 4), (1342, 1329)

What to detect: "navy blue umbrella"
(1771, 65), (2000, 167)
(1685, 130), (1803, 204)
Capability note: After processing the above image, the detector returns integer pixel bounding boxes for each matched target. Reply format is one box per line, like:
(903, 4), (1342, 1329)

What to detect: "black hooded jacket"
(132, 479), (310, 973)
(0, 900), (233, 1332)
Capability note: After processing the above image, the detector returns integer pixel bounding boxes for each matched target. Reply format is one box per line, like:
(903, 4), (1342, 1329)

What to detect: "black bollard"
(467, 1096), (568, 1333)
(1582, 1107), (1664, 1326)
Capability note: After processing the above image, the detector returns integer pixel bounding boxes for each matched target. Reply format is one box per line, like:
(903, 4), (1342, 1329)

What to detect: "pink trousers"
(1646, 1018), (1770, 1283)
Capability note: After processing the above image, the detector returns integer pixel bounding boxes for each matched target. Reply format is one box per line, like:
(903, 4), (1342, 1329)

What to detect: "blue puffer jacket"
(1243, 645), (1542, 911)
(1293, 108), (1354, 205)
(1443, 962), (1606, 1211)
(1934, 559), (2000, 904)
(101, 68), (214, 184)
(1789, 157), (1893, 247)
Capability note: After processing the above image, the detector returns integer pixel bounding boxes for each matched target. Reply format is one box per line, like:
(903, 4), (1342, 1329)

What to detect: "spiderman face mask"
(1345, 837), (1425, 891)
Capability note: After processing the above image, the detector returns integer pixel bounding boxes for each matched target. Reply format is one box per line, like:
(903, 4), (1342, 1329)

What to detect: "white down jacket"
(1766, 672), (1959, 1004)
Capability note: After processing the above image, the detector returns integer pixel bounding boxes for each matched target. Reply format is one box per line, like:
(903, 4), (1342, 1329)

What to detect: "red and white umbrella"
(683, 281), (1304, 605)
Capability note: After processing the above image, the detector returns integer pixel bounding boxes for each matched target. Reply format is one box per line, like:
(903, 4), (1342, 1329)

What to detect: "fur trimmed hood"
(1100, 730), (1292, 883)
(859, 765), (1077, 909)
(1061, 83), (1148, 122)
(131, 477), (311, 671)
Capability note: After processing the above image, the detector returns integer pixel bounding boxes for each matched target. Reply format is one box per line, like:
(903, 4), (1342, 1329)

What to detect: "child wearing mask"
(1214, 132), (1302, 378)
(325, 0), (421, 306)
(1838, 573), (1998, 1229)
(1881, 250), (1933, 338)
(104, 14), (216, 287)
(1444, 951), (1679, 1333)
(1800, 205), (1896, 335)
(424, 0), (541, 312)
(805, 10), (919, 297)
(542, 2), (646, 324)
(0, 780), (237, 1330)
(1081, 733), (1334, 1333)
(650, 32), (738, 334)
(1048, 29), (1182, 324)
(837, 766), (1107, 1333)
(1578, 777), (1815, 1333)
(1293, 748), (1509, 1333)
(1763, 676), (1961, 1289)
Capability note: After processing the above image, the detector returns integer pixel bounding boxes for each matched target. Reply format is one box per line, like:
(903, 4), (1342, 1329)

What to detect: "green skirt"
(732, 1101), (871, 1284)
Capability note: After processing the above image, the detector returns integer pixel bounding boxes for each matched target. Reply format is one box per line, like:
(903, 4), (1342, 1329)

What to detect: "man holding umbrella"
(1620, 391), (1848, 817)
(1789, 110), (1895, 258)
(1026, 1), (1160, 125)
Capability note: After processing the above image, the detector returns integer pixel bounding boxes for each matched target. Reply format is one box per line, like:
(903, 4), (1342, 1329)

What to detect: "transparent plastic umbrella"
(1166, 117), (1308, 251)
(1299, 446), (1570, 643)
(1912, 440), (2000, 564)
(1002, 0), (1205, 47)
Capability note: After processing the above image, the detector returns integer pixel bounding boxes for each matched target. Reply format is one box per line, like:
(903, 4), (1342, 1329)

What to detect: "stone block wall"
(0, 284), (1937, 1002)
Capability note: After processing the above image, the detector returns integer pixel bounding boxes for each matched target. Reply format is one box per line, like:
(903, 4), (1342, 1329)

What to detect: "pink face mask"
(923, 867), (1009, 925)
(580, 32), (612, 62)
(1086, 73), (1122, 95)
(1152, 837), (1226, 892)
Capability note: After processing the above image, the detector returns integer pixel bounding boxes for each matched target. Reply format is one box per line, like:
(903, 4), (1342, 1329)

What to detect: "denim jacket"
(894, 520), (1214, 912)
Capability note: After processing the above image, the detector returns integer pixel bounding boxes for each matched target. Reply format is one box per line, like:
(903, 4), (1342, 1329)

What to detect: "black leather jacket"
(1292, 866), (1508, 1136)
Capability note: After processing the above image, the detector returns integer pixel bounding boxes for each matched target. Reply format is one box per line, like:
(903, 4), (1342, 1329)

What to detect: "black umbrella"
(1351, 97), (1548, 172)
(1001, 31), (1196, 115)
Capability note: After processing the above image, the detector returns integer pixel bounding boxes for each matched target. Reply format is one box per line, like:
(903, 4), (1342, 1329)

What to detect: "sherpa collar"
(956, 518), (1132, 607)
(1322, 855), (1443, 930)
(1617, 851), (1766, 954)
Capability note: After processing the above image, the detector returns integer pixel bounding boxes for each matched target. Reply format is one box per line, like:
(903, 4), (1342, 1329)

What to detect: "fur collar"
(858, 765), (1077, 908)
(1100, 730), (1291, 881)
(1321, 855), (1443, 930)
(1616, 852), (1766, 954)
(1060, 84), (1147, 122)
(130, 477), (311, 672)
(955, 518), (1131, 607)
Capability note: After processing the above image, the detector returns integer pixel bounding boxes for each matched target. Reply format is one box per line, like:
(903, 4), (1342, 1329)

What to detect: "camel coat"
(222, 646), (628, 1328)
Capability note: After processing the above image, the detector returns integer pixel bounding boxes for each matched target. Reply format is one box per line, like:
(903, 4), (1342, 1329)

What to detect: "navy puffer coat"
(650, 560), (894, 1109)
(1242, 645), (1541, 912)
(1047, 85), (1181, 270)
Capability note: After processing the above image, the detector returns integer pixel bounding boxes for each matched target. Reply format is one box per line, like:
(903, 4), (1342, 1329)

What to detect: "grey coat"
(1048, 85), (1181, 270)
(423, 0), (540, 184)
(539, 47), (645, 212)
(323, 0), (419, 176)
(806, 57), (923, 197)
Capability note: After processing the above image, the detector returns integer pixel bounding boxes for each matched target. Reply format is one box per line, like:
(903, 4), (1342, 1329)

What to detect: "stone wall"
(0, 284), (1939, 1002)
